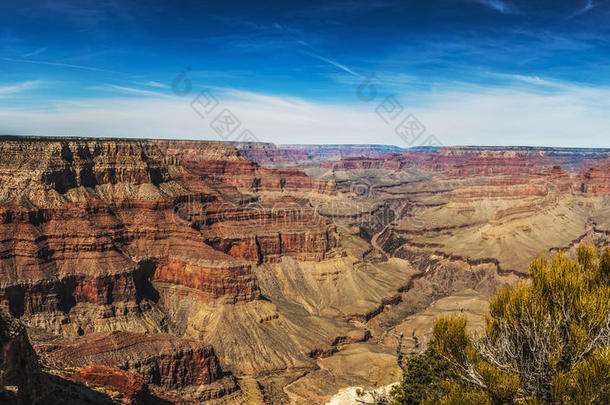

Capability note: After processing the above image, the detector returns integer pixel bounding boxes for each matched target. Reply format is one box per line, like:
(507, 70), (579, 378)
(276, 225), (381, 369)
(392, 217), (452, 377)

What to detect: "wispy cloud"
(105, 85), (167, 97)
(300, 50), (361, 77)
(0, 81), (41, 96)
(329, 71), (422, 88)
(21, 47), (47, 58)
(0, 57), (122, 74)
(491, 73), (562, 87)
(220, 88), (304, 108)
(570, 0), (596, 17)
(144, 81), (169, 89)
(472, 0), (517, 14)
(1, 80), (610, 147)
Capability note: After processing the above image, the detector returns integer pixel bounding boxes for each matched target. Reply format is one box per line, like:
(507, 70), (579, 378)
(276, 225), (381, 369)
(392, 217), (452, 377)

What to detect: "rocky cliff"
(231, 142), (407, 168)
(157, 140), (336, 193)
(40, 331), (237, 401)
(581, 163), (610, 193)
(0, 136), (344, 404)
(0, 137), (262, 322)
(308, 146), (610, 275)
(0, 137), (341, 318)
(1, 310), (154, 405)
(0, 311), (41, 404)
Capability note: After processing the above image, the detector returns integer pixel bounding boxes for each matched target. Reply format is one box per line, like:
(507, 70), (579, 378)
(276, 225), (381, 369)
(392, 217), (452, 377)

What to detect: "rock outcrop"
(0, 311), (42, 404)
(0, 136), (346, 404)
(581, 163), (610, 193)
(58, 366), (149, 405)
(157, 140), (336, 193)
(0, 137), (261, 325)
(40, 331), (237, 401)
(1, 310), (159, 405)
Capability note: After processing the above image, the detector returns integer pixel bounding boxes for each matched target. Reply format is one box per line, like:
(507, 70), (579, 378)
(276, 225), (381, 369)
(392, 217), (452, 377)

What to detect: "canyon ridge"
(1, 136), (610, 404)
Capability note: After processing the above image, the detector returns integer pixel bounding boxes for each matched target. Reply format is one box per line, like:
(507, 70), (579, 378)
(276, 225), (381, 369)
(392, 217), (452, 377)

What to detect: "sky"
(1, 0), (610, 147)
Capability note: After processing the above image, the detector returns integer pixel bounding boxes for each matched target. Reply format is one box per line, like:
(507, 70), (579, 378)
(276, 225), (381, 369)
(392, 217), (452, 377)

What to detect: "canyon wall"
(310, 146), (610, 275)
(231, 142), (406, 168)
(0, 136), (342, 404)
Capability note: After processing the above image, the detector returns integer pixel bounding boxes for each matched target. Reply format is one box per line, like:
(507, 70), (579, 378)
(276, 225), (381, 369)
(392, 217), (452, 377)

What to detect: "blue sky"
(1, 0), (610, 146)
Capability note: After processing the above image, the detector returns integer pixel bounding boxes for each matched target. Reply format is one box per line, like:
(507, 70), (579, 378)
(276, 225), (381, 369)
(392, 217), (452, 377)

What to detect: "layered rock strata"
(156, 140), (336, 193)
(40, 331), (238, 401)
(581, 163), (610, 193)
(309, 146), (610, 274)
(0, 137), (339, 321)
(231, 142), (407, 168)
(0, 136), (342, 403)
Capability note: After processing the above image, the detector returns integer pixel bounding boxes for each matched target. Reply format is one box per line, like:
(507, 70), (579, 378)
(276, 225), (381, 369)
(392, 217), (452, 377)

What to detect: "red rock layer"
(411, 146), (610, 173)
(198, 197), (340, 263)
(0, 137), (340, 318)
(0, 200), (261, 315)
(151, 258), (257, 300)
(59, 366), (149, 405)
(0, 195), (260, 315)
(322, 146), (610, 177)
(231, 142), (407, 168)
(154, 141), (340, 263)
(322, 149), (556, 175)
(155, 140), (336, 194)
(40, 331), (235, 394)
(581, 163), (610, 193)
(449, 167), (573, 202)
(320, 154), (413, 170)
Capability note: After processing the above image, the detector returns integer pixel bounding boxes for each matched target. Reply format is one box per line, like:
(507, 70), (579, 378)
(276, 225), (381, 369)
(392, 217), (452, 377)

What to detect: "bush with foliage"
(392, 245), (610, 404)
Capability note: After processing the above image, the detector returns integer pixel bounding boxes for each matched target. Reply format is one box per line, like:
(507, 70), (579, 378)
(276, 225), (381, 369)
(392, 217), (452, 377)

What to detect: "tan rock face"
(309, 146), (610, 275)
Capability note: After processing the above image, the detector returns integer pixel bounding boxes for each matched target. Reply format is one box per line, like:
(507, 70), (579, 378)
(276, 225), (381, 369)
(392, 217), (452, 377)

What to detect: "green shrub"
(392, 245), (610, 404)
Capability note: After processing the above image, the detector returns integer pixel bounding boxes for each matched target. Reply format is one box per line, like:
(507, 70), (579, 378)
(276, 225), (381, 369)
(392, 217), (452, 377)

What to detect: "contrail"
(0, 56), (123, 74)
(271, 23), (362, 78)
(300, 50), (362, 78)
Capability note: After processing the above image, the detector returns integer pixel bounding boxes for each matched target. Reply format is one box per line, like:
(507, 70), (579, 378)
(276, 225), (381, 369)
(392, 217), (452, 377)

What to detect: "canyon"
(1, 136), (610, 404)
(231, 143), (407, 168)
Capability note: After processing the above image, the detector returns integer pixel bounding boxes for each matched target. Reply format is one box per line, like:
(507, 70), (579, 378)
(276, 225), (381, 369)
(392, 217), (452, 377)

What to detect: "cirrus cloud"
(0, 79), (609, 148)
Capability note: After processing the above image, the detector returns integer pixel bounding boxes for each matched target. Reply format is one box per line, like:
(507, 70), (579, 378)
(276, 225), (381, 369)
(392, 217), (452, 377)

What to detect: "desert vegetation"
(391, 244), (610, 404)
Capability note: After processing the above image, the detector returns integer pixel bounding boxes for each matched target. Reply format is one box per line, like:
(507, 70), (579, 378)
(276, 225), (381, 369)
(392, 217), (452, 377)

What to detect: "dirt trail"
(371, 224), (391, 260)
